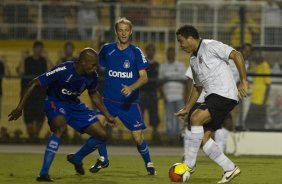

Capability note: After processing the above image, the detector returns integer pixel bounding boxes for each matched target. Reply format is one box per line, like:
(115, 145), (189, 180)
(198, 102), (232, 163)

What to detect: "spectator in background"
(17, 41), (52, 141)
(57, 41), (77, 64)
(0, 55), (11, 119)
(140, 44), (161, 143)
(245, 51), (271, 130)
(263, 0), (282, 45)
(77, 2), (99, 40)
(159, 47), (186, 142)
(228, 11), (259, 48)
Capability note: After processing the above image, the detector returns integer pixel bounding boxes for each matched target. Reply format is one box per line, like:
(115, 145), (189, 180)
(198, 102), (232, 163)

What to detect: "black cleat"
(36, 174), (54, 182)
(89, 157), (109, 173)
(146, 162), (157, 175)
(67, 154), (85, 175)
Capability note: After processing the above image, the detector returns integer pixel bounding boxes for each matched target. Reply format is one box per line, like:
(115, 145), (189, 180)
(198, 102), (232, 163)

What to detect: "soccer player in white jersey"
(175, 25), (248, 183)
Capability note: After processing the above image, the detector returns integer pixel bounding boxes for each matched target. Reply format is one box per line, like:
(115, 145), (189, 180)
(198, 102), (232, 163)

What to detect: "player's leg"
(116, 102), (156, 175)
(202, 131), (240, 183)
(201, 94), (240, 183)
(183, 103), (201, 162)
(184, 108), (211, 169)
(87, 113), (111, 173)
(131, 130), (156, 175)
(66, 108), (109, 175)
(37, 115), (67, 182)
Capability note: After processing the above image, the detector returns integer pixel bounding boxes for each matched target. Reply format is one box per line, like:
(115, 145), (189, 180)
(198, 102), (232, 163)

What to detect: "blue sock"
(98, 143), (109, 162)
(39, 134), (60, 176)
(74, 137), (104, 163)
(137, 140), (151, 165)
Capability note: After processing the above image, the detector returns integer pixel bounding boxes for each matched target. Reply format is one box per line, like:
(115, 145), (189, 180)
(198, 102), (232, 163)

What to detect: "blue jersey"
(36, 61), (98, 102)
(99, 43), (149, 103)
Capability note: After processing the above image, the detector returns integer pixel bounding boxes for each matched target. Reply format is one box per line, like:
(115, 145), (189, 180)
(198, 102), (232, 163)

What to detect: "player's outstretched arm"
(8, 79), (40, 121)
(229, 50), (248, 99)
(89, 90), (117, 126)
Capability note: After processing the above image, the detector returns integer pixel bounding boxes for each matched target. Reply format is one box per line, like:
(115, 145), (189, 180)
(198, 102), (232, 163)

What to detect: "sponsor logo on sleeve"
(46, 66), (66, 76)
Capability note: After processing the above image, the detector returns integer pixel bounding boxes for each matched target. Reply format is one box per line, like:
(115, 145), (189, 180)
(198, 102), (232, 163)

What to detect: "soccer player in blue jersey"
(70, 17), (156, 175)
(8, 48), (117, 182)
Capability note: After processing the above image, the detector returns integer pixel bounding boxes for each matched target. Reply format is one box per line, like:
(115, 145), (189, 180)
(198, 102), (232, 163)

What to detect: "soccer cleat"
(67, 154), (85, 175)
(89, 157), (109, 173)
(188, 165), (196, 174)
(217, 166), (241, 183)
(146, 162), (157, 175)
(36, 174), (54, 182)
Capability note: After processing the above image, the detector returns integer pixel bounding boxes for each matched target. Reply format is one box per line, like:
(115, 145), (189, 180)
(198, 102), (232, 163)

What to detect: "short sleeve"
(185, 66), (193, 79)
(98, 45), (106, 67)
(36, 65), (66, 87)
(135, 47), (149, 70)
(209, 40), (234, 62)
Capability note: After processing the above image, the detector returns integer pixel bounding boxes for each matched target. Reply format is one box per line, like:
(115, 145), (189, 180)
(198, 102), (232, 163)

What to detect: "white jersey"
(190, 39), (238, 101)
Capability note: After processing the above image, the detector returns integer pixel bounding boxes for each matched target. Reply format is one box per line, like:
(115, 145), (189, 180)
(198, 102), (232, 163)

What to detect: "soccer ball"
(169, 163), (191, 182)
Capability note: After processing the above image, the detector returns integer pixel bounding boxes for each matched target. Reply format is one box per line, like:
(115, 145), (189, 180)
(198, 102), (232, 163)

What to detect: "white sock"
(203, 138), (235, 171)
(183, 128), (191, 161)
(184, 126), (204, 168)
(214, 128), (229, 152)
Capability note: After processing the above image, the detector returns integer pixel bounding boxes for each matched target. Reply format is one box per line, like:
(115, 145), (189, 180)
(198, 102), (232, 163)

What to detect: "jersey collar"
(192, 39), (202, 57)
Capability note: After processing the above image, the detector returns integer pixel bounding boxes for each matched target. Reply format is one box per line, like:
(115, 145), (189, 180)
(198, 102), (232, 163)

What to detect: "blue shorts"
(103, 98), (146, 131)
(44, 98), (99, 134)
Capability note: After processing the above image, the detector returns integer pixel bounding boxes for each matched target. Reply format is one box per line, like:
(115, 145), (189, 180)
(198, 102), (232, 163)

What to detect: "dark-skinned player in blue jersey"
(8, 48), (117, 182)
(69, 17), (157, 176)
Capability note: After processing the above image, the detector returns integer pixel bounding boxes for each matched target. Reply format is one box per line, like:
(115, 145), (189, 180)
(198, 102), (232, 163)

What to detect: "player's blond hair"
(115, 17), (132, 31)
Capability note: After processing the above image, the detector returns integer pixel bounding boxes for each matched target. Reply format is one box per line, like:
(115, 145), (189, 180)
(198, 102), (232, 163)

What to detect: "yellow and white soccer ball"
(169, 163), (191, 182)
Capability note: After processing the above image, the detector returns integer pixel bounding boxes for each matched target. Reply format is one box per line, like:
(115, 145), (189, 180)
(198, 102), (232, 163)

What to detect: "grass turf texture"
(0, 153), (281, 184)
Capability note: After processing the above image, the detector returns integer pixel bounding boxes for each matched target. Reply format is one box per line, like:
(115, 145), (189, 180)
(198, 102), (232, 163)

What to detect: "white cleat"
(218, 166), (241, 183)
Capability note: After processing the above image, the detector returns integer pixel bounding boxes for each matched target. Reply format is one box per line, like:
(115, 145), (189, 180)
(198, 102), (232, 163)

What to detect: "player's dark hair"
(33, 40), (44, 48)
(78, 47), (98, 62)
(115, 17), (133, 31)
(176, 25), (200, 39)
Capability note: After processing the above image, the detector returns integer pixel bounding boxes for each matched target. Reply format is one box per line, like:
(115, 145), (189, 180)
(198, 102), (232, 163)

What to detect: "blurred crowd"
(1, 0), (282, 46)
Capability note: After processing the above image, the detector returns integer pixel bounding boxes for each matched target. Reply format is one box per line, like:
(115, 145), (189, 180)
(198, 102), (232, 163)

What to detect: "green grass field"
(0, 153), (281, 184)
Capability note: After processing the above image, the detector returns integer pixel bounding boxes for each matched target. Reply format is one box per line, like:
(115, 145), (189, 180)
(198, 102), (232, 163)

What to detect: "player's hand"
(8, 107), (23, 121)
(174, 108), (189, 121)
(121, 84), (133, 97)
(106, 116), (117, 127)
(238, 79), (248, 99)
